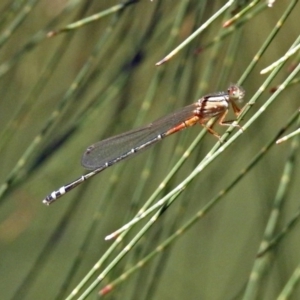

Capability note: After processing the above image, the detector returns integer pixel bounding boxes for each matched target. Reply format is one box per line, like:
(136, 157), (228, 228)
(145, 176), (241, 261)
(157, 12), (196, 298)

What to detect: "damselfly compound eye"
(228, 84), (245, 103)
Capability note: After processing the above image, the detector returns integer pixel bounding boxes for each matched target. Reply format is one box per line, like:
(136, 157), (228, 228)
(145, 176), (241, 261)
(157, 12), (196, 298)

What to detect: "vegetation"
(0, 1), (300, 299)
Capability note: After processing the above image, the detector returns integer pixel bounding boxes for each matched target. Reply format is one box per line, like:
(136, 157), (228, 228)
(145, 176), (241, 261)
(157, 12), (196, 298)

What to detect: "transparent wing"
(81, 103), (198, 170)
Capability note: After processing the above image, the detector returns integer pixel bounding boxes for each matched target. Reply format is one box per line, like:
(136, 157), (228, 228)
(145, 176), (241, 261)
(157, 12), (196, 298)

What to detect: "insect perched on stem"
(43, 84), (245, 205)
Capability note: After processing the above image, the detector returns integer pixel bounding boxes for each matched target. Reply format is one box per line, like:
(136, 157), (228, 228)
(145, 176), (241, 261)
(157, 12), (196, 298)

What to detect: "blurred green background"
(0, 1), (300, 299)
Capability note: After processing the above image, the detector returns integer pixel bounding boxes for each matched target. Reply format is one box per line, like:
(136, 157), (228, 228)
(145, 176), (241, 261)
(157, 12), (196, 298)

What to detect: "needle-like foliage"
(0, 1), (300, 300)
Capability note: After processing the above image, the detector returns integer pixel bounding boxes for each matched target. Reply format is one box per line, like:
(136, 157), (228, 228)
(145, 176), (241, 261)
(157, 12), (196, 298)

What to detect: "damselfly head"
(228, 84), (245, 103)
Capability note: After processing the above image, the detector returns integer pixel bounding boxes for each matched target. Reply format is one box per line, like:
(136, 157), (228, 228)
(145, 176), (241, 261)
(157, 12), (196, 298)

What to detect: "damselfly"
(43, 84), (245, 205)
